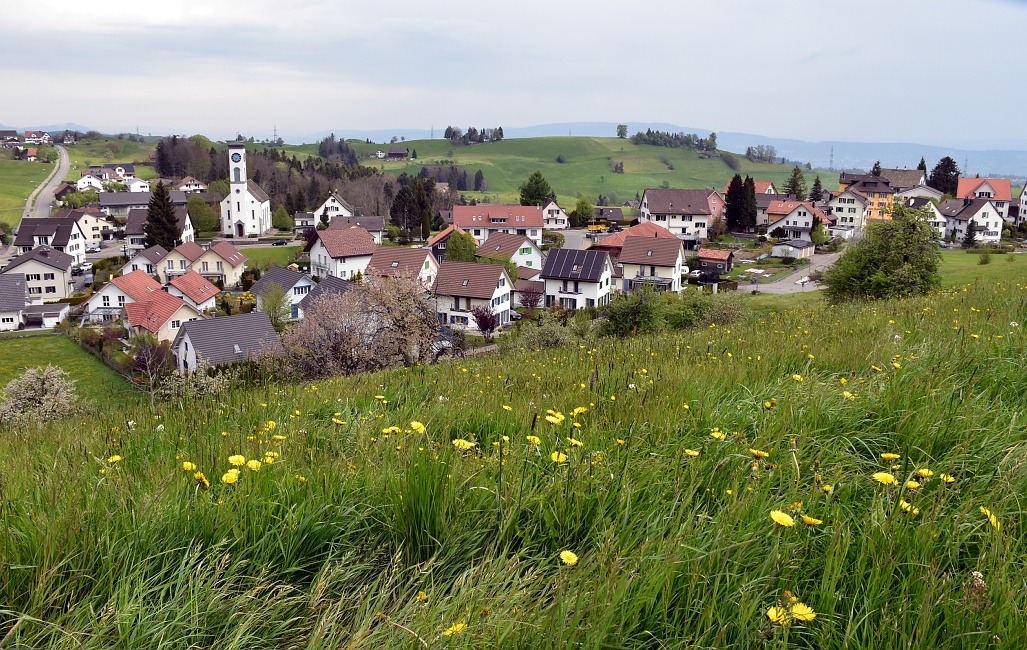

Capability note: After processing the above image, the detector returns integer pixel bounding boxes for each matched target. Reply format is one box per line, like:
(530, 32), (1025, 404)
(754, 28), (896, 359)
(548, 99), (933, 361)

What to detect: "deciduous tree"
(0, 365), (81, 425)
(445, 230), (478, 262)
(271, 205), (293, 231)
(188, 195), (218, 232)
(470, 304), (499, 341)
(257, 281), (292, 332)
(616, 124), (628, 138)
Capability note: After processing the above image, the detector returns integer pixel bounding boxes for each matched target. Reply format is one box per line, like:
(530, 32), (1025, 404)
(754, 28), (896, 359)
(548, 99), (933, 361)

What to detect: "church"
(220, 143), (272, 237)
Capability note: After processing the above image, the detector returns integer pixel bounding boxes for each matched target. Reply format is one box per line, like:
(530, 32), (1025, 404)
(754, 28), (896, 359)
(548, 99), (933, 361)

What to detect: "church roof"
(247, 180), (270, 203)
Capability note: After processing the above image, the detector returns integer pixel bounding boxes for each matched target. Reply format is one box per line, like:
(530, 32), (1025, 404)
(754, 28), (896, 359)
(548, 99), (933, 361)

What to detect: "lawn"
(240, 245), (302, 268)
(0, 333), (141, 409)
(63, 139), (157, 182)
(0, 159), (54, 231)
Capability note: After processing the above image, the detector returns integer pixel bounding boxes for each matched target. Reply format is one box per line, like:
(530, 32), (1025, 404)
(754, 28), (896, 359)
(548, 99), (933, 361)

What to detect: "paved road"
(561, 228), (588, 250)
(22, 144), (69, 220)
(742, 251), (841, 294)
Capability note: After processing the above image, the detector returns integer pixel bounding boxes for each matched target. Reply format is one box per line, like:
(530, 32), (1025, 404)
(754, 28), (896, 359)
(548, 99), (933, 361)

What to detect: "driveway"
(744, 251), (841, 294)
(560, 228), (588, 250)
(22, 144), (69, 220)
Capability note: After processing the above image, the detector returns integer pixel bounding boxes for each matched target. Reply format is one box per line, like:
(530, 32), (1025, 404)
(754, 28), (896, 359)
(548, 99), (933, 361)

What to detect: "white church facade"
(220, 143), (272, 237)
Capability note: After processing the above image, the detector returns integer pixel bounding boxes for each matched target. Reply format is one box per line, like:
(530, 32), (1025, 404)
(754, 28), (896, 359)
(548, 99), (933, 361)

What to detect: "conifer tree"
(144, 181), (181, 249)
(871, 160), (882, 176)
(963, 218), (977, 248)
(808, 175), (824, 203)
(724, 174), (744, 230)
(784, 166), (808, 201)
(742, 176), (757, 228)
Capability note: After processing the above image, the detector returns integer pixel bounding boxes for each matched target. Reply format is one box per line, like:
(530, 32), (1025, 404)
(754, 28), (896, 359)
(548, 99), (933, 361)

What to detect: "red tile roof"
(453, 204), (544, 229)
(618, 236), (684, 267)
(698, 248), (732, 261)
(767, 201), (828, 220)
(426, 224), (467, 247)
(367, 246), (435, 277)
(173, 241), (205, 262)
(124, 291), (190, 333)
(721, 180), (778, 195)
(316, 226), (376, 258)
(433, 261), (507, 300)
(590, 221), (677, 251)
(110, 269), (164, 301)
(956, 177), (1012, 202)
(169, 270), (220, 304)
(208, 241), (248, 267)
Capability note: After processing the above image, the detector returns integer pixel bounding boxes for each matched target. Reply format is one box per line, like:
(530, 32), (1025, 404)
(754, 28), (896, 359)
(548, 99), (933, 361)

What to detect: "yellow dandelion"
(872, 365), (882, 372)
(710, 431), (726, 440)
(375, 395), (385, 400)
(545, 415), (561, 425)
(802, 515), (823, 525)
(567, 437), (583, 447)
(525, 435), (541, 445)
(502, 405), (512, 411)
(939, 473), (956, 483)
(273, 434), (286, 440)
(899, 498), (920, 515)
(551, 451), (567, 463)
(767, 606), (788, 624)
(295, 475), (307, 482)
(417, 591), (427, 602)
(880, 453), (901, 461)
(616, 439), (625, 445)
(559, 550), (578, 565)
(107, 455), (122, 463)
(332, 418), (345, 426)
(770, 510), (795, 527)
(443, 623), (466, 636)
(410, 421), (425, 434)
(790, 602), (816, 622)
(906, 480), (921, 490)
(228, 455), (246, 466)
(822, 484), (833, 493)
(840, 377), (847, 385)
(182, 461), (197, 471)
(247, 460), (262, 471)
(843, 391), (855, 400)
(893, 362), (902, 369)
(222, 471), (239, 484)
(750, 448), (769, 458)
(764, 401), (772, 409)
(916, 468), (934, 478)
(872, 472), (897, 485)
(980, 507), (1000, 531)
(684, 449), (699, 457)
(792, 374), (802, 382)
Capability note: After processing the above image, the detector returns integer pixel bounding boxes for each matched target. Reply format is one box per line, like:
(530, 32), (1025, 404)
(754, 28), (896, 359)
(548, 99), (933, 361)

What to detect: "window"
(1, 317), (13, 324)
(170, 320), (181, 329)
(118, 296), (125, 305)
(45, 286), (56, 294)
(27, 274), (40, 281)
(180, 260), (186, 269)
(29, 287), (41, 295)
(167, 261), (174, 270)
(102, 295), (110, 307)
(201, 261), (209, 272)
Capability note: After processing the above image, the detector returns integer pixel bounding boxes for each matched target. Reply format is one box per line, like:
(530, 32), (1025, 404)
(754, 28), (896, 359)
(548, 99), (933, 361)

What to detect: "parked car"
(509, 310), (522, 321)
(272, 239), (288, 246)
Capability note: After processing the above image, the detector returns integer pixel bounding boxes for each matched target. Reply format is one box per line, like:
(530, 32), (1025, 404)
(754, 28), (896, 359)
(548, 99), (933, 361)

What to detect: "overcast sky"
(3, 0), (1026, 148)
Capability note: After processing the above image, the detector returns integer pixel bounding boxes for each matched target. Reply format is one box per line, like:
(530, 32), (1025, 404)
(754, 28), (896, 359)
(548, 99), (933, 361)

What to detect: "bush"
(0, 365), (83, 425)
(600, 289), (663, 337)
(514, 312), (573, 351)
(978, 247), (991, 265)
(779, 256), (796, 266)
(662, 291), (712, 330)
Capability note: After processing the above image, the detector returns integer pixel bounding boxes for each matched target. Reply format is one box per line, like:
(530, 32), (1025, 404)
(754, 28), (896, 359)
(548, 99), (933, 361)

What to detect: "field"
(63, 139), (157, 182)
(0, 159), (54, 231)
(239, 245), (302, 268)
(0, 333), (142, 408)
(1, 267), (1026, 647)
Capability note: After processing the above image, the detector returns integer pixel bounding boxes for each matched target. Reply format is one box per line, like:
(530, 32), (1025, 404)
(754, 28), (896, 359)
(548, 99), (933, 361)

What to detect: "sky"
(2, 0), (1026, 149)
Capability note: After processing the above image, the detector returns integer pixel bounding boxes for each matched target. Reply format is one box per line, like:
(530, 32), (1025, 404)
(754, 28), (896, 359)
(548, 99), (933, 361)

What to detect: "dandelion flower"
(295, 475), (307, 482)
(840, 377), (847, 385)
(899, 498), (920, 515)
(502, 405), (512, 411)
(770, 510), (795, 527)
(410, 421), (425, 434)
(567, 437), (583, 447)
(375, 395), (385, 400)
(872, 365), (882, 372)
(802, 515), (822, 525)
(980, 507), (1000, 531)
(880, 452), (901, 461)
(750, 448), (769, 458)
(906, 480), (921, 490)
(916, 468), (934, 478)
(560, 550), (578, 565)
(767, 606), (788, 624)
(332, 418), (345, 426)
(872, 472), (897, 485)
(764, 401), (772, 409)
(684, 449), (699, 457)
(616, 439), (625, 445)
(526, 435), (541, 445)
(893, 362), (902, 369)
(710, 430), (726, 440)
(545, 415), (562, 425)
(247, 460), (262, 471)
(228, 455), (246, 466)
(790, 602), (816, 621)
(452, 439), (476, 451)
(417, 591), (427, 602)
(443, 623), (466, 636)
(939, 473), (956, 483)
(551, 451), (567, 463)
(182, 461), (197, 471)
(822, 484), (833, 493)
(194, 472), (209, 488)
(107, 455), (122, 463)
(222, 471), (239, 485)
(843, 391), (855, 400)
(792, 374), (802, 382)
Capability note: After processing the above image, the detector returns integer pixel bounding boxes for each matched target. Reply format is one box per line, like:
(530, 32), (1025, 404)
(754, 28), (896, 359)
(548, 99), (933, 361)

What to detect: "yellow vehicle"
(587, 224), (607, 232)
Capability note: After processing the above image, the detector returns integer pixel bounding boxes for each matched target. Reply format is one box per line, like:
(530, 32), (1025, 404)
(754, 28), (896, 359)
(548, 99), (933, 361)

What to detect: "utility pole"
(829, 146), (834, 172)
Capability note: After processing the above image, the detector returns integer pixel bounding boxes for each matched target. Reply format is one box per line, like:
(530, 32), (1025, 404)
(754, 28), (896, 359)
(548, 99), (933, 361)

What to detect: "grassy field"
(63, 139), (157, 182)
(240, 245), (302, 268)
(2, 269), (1027, 647)
(0, 159), (54, 230)
(0, 333), (142, 409)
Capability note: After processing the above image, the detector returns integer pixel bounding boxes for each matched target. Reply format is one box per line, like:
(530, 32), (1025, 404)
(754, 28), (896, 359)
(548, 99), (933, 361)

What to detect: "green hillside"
(63, 139), (157, 181)
(346, 137), (836, 204)
(0, 159), (53, 231)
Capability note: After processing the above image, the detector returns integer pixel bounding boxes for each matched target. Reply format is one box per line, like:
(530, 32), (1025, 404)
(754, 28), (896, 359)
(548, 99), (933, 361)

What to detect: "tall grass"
(2, 277), (1026, 648)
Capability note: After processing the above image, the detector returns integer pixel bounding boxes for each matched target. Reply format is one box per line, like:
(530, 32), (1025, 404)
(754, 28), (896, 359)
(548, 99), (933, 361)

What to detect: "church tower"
(221, 141), (271, 237)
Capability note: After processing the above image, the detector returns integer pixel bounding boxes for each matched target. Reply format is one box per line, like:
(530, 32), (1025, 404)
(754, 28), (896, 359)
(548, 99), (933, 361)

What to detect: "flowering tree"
(0, 365), (81, 425)
(470, 304), (499, 341)
(519, 285), (542, 310)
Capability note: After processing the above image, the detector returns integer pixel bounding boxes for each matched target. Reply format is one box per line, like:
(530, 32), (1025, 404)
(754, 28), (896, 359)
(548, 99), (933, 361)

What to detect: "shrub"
(978, 247), (991, 265)
(0, 365), (82, 425)
(515, 312), (573, 351)
(600, 289), (663, 337)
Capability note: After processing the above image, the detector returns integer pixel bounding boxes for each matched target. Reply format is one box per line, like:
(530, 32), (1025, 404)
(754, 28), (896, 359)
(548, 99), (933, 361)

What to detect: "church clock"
(231, 152), (242, 163)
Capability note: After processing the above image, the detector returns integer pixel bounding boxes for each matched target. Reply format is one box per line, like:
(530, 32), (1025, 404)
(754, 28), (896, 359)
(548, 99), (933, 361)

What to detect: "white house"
(638, 188), (712, 248)
(82, 269), (164, 323)
(250, 266), (316, 320)
(957, 178), (1012, 222)
(904, 198), (948, 238)
(433, 261), (512, 331)
(312, 190), (355, 224)
(172, 311), (283, 373)
(13, 216), (87, 265)
(540, 198), (569, 230)
(766, 201), (828, 241)
(937, 198), (1002, 245)
(828, 189), (870, 229)
(474, 232), (545, 270)
(121, 245), (170, 277)
(327, 215), (387, 244)
(0, 274), (27, 331)
(452, 204), (544, 247)
(895, 185), (943, 202)
(772, 240), (815, 259)
(175, 176), (208, 194)
(539, 248), (614, 310)
(2, 246), (75, 300)
(125, 178), (151, 193)
(309, 226), (376, 280)
(76, 174), (105, 192)
(617, 236), (685, 293)
(220, 143), (272, 237)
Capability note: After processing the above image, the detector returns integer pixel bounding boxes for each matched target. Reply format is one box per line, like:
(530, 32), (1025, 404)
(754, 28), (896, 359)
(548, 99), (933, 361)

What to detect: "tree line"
(630, 129), (717, 151)
(443, 126), (504, 145)
(745, 144), (778, 163)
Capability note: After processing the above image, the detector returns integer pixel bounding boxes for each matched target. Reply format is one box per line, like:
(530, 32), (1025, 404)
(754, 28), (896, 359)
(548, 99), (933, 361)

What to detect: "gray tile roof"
(328, 215), (385, 232)
(4, 246), (73, 273)
(99, 190), (188, 207)
(0, 274), (27, 312)
(174, 311), (283, 367)
(13, 216), (79, 248)
(540, 248), (610, 282)
(251, 266), (310, 297)
(298, 275), (355, 313)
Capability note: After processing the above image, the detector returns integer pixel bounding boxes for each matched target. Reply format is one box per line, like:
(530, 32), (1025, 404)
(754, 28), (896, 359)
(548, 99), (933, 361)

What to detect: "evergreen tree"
(917, 157), (927, 173)
(963, 218), (977, 248)
(143, 181), (181, 249)
(519, 170), (554, 206)
(411, 149), (417, 159)
(928, 157), (961, 195)
(742, 176), (757, 229)
(871, 160), (882, 176)
(808, 175), (824, 203)
(724, 174), (744, 230)
(473, 169), (485, 192)
(421, 210), (431, 240)
(783, 166), (808, 201)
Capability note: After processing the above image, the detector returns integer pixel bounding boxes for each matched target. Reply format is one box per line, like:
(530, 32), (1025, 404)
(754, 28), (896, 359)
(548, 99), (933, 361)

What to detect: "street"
(742, 251), (841, 294)
(22, 144), (69, 220)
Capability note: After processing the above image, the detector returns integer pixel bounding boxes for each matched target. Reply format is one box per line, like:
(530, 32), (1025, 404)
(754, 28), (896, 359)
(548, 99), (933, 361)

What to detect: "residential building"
(594, 207), (626, 223)
(904, 197), (947, 237)
(13, 216), (87, 264)
(57, 207), (116, 249)
(53, 183), (76, 202)
(251, 266), (315, 319)
(22, 303), (69, 329)
(327, 215), (387, 243)
(433, 261), (512, 331)
(297, 275), (355, 318)
(0, 274), (27, 331)
(82, 269), (164, 323)
(827, 189), (870, 229)
(838, 175), (894, 220)
(589, 221), (678, 260)
(76, 174), (105, 192)
(167, 271), (221, 312)
(474, 232), (545, 270)
(159, 241), (206, 283)
(425, 224), (468, 263)
(766, 201), (828, 241)
(706, 189), (725, 222)
(617, 236), (685, 293)
(175, 176), (208, 193)
(312, 190), (355, 224)
(696, 248), (734, 275)
(125, 178), (151, 193)
(937, 198), (1002, 244)
(122, 291), (203, 344)
(220, 143), (272, 237)
(192, 242), (248, 286)
(956, 178), (1013, 223)
(452, 204), (544, 246)
(23, 131), (50, 145)
(120, 245), (170, 277)
(513, 278), (545, 308)
(367, 246), (439, 289)
(721, 179), (779, 195)
(172, 311), (283, 373)
(539, 248), (614, 309)
(99, 190), (189, 219)
(101, 163), (136, 179)
(0, 130), (19, 147)
(541, 198), (569, 229)
(895, 185), (943, 202)
(877, 168), (926, 192)
(387, 147), (409, 160)
(2, 246), (74, 299)
(309, 226), (376, 280)
(772, 240), (815, 259)
(124, 208), (195, 255)
(638, 188), (712, 248)
(294, 212), (317, 233)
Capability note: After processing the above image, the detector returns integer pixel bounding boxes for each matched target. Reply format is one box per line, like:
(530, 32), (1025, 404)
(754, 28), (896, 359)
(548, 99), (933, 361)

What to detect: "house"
(76, 174), (105, 192)
(0, 130), (19, 147)
(772, 240), (815, 259)
(120, 245), (169, 277)
(13, 216), (87, 264)
(1021, 186), (1027, 227)
(618, 236), (686, 293)
(82, 269), (164, 323)
(175, 176), (208, 193)
(878, 168), (926, 192)
(309, 226), (376, 280)
(294, 212), (317, 233)
(99, 190), (189, 219)
(367, 246), (439, 289)
(895, 185), (943, 202)
(159, 241), (206, 283)
(297, 275), (355, 318)
(122, 291), (204, 344)
(371, 150), (386, 159)
(53, 183), (76, 202)
(904, 197), (947, 237)
(638, 188), (712, 248)
(220, 143), (272, 237)
(706, 189), (725, 222)
(0, 274), (27, 331)
(251, 266), (315, 320)
(167, 271), (221, 312)
(827, 189), (870, 229)
(191, 241), (248, 286)
(172, 311), (283, 373)
(123, 207), (195, 254)
(425, 224), (469, 264)
(539, 248), (614, 310)
(721, 179), (779, 195)
(541, 198), (570, 229)
(102, 163), (136, 179)
(838, 175), (894, 220)
(474, 232), (545, 270)
(20, 148), (38, 162)
(452, 204), (544, 246)
(766, 201), (828, 241)
(696, 248), (734, 275)
(55, 207), (116, 249)
(312, 189), (356, 225)
(124, 178), (151, 193)
(594, 207), (626, 223)
(23, 131), (50, 145)
(22, 303), (69, 329)
(387, 147), (409, 160)
(62, 132), (76, 145)
(956, 178), (1013, 223)
(937, 198), (1002, 244)
(2, 246), (75, 299)
(327, 215), (387, 243)
(589, 221), (678, 260)
(433, 261), (512, 331)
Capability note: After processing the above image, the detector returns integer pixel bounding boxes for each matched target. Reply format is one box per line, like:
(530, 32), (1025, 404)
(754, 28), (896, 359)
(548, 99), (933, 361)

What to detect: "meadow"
(0, 159), (54, 231)
(239, 245), (302, 269)
(62, 139), (157, 182)
(1, 270), (1026, 648)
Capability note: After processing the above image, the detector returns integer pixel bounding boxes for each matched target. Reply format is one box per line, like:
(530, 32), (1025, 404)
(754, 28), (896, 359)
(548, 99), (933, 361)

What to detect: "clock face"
(231, 152), (242, 163)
